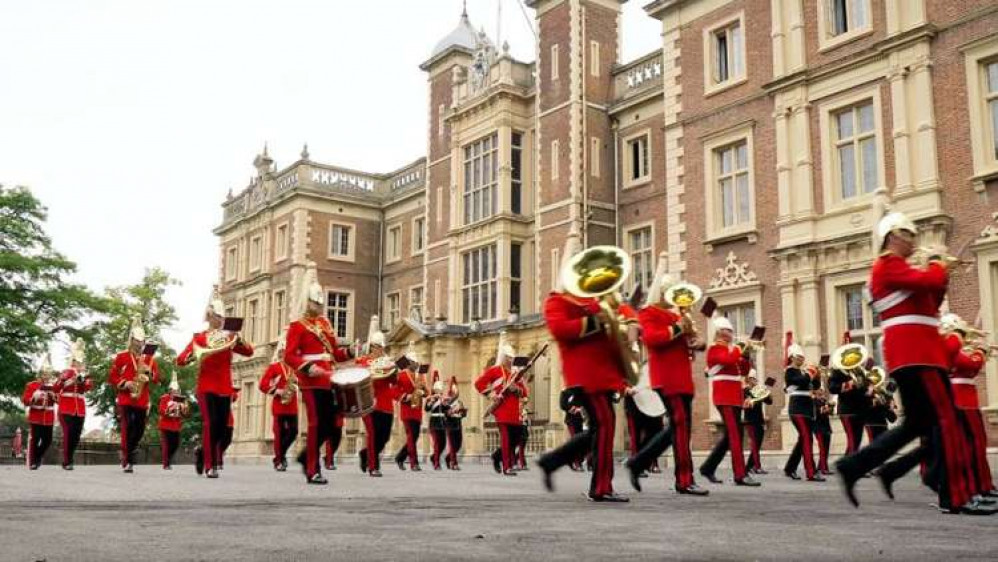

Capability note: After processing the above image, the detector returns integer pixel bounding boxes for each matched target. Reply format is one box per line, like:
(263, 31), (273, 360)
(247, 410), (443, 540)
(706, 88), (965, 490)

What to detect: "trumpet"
(193, 329), (239, 362)
(909, 247), (973, 268)
(736, 339), (765, 353)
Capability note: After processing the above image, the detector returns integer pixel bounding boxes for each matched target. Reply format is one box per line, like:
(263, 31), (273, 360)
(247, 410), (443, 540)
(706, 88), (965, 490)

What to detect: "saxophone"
(131, 358), (151, 400)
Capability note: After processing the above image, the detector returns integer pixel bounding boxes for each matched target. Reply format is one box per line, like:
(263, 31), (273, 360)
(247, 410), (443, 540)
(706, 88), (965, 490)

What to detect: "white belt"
(60, 392), (82, 398)
(302, 354), (331, 362)
(707, 365), (724, 377)
(789, 391), (813, 397)
(869, 290), (912, 314)
(881, 315), (939, 329)
(711, 375), (742, 383)
(951, 378), (976, 385)
(31, 406), (55, 411)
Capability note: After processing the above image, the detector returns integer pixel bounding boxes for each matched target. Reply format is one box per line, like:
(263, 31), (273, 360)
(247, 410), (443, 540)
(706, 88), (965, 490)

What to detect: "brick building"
(215, 0), (998, 461)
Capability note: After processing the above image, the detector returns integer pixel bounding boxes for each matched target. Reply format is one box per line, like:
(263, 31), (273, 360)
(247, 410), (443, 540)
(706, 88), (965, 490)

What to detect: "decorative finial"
(462, 0), (467, 17)
(301, 143), (310, 161)
(503, 40), (510, 55)
(226, 187), (233, 200)
(263, 142), (269, 157)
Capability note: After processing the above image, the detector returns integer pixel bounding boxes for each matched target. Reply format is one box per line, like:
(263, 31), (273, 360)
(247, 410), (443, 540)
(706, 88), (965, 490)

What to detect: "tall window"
(249, 236), (262, 272)
(329, 223), (351, 258)
(412, 217), (425, 254)
(715, 140), (751, 228)
(718, 302), (756, 338)
(225, 247), (238, 281)
(841, 284), (882, 365)
(247, 299), (259, 343)
(834, 101), (878, 199)
(463, 133), (499, 225)
(627, 227), (654, 292)
(326, 292), (350, 339)
(386, 293), (401, 328)
(987, 60), (998, 161)
(510, 243), (523, 314)
(272, 290), (286, 337)
(627, 134), (650, 183)
(511, 132), (523, 214)
(829, 0), (868, 37)
(275, 223), (288, 261)
(387, 225), (402, 262)
(462, 245), (497, 323)
(710, 19), (744, 85)
(410, 286), (424, 322)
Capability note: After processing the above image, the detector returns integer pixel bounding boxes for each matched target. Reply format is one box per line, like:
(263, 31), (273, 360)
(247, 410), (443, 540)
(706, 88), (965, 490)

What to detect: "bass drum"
(332, 367), (375, 418)
(633, 363), (666, 418)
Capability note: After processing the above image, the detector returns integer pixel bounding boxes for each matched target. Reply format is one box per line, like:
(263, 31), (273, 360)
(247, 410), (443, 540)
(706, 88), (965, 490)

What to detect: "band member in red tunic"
(444, 376), (467, 470)
(836, 207), (990, 515)
(177, 290), (253, 479)
(283, 265), (353, 484)
(158, 382), (188, 470)
(109, 317), (161, 473)
(537, 234), (632, 502)
(699, 316), (761, 487)
(356, 318), (397, 477)
(626, 260), (708, 496)
(22, 355), (58, 470)
(55, 339), (92, 470)
(940, 315), (996, 498)
(475, 339), (529, 476)
(259, 332), (299, 472)
(394, 346), (426, 471)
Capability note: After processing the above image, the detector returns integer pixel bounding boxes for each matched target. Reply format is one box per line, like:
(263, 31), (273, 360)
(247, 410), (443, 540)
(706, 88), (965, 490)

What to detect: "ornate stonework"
(709, 252), (759, 290)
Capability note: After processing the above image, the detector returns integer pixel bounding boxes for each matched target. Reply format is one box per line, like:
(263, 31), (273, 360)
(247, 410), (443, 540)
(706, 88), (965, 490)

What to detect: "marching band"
(16, 201), (998, 517)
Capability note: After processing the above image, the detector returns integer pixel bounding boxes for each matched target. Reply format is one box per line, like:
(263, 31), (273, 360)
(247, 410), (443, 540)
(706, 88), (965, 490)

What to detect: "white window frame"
(325, 289), (354, 341)
(249, 235), (263, 273)
(274, 222), (289, 262)
(590, 137), (601, 178)
(817, 0), (873, 52)
(411, 216), (426, 256)
(824, 272), (884, 366)
(964, 37), (998, 190)
(438, 103), (446, 140)
(703, 11), (747, 97)
(436, 187), (444, 225)
(247, 298), (260, 344)
(706, 288), (764, 420)
(225, 246), (238, 281)
(385, 292), (401, 329)
(703, 122), (757, 243)
(462, 132), (500, 226)
(461, 244), (498, 324)
(623, 129), (652, 188)
(327, 221), (355, 262)
(624, 222), (655, 293)
(818, 87), (886, 213)
(272, 289), (286, 339)
(409, 285), (424, 322)
(386, 224), (402, 264)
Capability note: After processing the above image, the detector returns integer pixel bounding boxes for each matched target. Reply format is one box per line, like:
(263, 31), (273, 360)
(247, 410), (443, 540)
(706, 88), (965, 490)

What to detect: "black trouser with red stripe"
(786, 415), (816, 478)
(118, 405), (147, 467)
(630, 393), (696, 489)
(219, 426), (234, 467)
(539, 391), (617, 497)
(564, 413), (586, 469)
(626, 409), (664, 469)
(840, 415), (865, 455)
(837, 367), (973, 510)
(816, 431), (831, 473)
(299, 388), (335, 478)
(28, 424), (53, 467)
(429, 422), (447, 469)
(160, 430), (180, 467)
(394, 419), (422, 468)
(272, 414), (298, 466)
(446, 421), (463, 468)
(197, 393), (231, 473)
(745, 422), (765, 471)
(865, 424), (887, 443)
(361, 410), (393, 472)
(960, 408), (994, 494)
(492, 422), (522, 473)
(59, 414), (84, 467)
(515, 424), (529, 468)
(324, 425), (342, 468)
(700, 405), (748, 481)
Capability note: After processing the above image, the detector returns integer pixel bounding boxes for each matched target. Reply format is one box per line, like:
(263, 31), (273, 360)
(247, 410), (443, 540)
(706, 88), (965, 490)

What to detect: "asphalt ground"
(1, 460), (996, 561)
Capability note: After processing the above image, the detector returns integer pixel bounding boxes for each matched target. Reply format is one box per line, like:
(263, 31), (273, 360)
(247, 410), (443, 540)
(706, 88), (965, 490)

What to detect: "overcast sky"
(0, 0), (662, 353)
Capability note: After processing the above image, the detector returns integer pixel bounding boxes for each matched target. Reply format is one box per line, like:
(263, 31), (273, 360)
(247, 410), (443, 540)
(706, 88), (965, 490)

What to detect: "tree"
(0, 185), (108, 413)
(86, 268), (201, 445)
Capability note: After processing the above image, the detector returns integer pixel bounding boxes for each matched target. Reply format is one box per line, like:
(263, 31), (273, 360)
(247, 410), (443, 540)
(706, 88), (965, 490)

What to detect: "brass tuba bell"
(830, 342), (870, 386)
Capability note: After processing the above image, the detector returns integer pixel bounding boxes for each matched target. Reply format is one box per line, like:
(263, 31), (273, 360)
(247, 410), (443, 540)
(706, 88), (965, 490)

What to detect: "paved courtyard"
(1, 459), (996, 561)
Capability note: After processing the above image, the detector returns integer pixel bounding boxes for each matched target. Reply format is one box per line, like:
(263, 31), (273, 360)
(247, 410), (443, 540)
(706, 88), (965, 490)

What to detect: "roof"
(421, 10), (478, 70)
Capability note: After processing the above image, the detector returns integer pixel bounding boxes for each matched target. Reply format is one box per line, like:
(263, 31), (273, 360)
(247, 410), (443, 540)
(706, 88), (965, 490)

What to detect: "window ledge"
(704, 75), (747, 98)
(818, 27), (874, 54)
(704, 227), (758, 251)
(971, 169), (998, 193)
(327, 254), (356, 263)
(384, 257), (401, 265)
(623, 177), (652, 190)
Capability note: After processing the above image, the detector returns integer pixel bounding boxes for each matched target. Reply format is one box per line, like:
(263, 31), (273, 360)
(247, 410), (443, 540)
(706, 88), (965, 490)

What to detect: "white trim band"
(707, 365), (724, 377)
(789, 390), (813, 397)
(880, 315), (939, 329)
(869, 290), (912, 314)
(950, 378), (976, 385)
(60, 393), (82, 398)
(302, 354), (332, 362)
(711, 375), (743, 382)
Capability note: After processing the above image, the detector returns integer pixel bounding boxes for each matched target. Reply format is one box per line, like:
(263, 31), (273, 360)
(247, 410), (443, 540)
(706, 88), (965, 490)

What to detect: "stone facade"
(215, 0), (998, 460)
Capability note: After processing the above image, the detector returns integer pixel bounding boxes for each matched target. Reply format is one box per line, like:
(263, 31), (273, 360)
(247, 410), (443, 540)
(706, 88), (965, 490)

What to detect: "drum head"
(333, 367), (370, 385)
(633, 387), (666, 418)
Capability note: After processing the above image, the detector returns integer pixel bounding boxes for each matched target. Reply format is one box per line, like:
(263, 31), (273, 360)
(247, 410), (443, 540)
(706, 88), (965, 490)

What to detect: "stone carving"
(709, 251), (759, 290)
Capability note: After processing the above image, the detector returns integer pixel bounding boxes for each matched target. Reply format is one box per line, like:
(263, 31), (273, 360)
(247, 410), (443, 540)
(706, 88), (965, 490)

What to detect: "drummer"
(357, 317), (397, 477)
(474, 337), (528, 476)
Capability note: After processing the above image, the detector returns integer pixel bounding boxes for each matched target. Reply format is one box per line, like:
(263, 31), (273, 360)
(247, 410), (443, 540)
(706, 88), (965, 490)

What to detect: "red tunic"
(868, 253), (948, 373)
(706, 342), (744, 407)
(640, 305), (694, 396)
(474, 365), (528, 425)
(55, 369), (92, 417)
(543, 292), (627, 393)
(944, 333), (985, 410)
(158, 394), (184, 432)
(22, 381), (56, 426)
(177, 331), (254, 396)
(396, 369), (424, 421)
(259, 362), (300, 416)
(283, 317), (352, 390)
(108, 351), (161, 409)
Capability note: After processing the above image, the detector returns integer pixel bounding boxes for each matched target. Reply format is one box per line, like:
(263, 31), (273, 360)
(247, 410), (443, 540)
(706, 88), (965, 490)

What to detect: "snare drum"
(332, 367), (375, 418)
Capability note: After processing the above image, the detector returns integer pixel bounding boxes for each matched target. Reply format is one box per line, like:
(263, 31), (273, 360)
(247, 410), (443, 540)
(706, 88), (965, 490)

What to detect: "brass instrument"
(747, 385), (771, 404)
(664, 282), (703, 343)
(193, 329), (239, 362)
(830, 342), (870, 387)
(131, 356), (151, 400)
(562, 246), (640, 386)
(408, 372), (427, 408)
(281, 366), (299, 405)
(736, 339), (766, 353)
